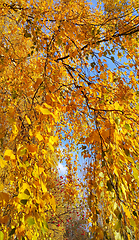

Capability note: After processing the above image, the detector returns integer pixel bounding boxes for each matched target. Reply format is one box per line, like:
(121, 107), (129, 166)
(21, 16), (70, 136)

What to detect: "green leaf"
(107, 180), (113, 191)
(124, 124), (130, 130)
(24, 189), (30, 195)
(124, 149), (130, 156)
(20, 199), (28, 205)
(114, 208), (122, 220)
(102, 160), (105, 167)
(136, 164), (139, 170)
(9, 228), (16, 236)
(111, 56), (115, 62)
(82, 145), (86, 150)
(20, 148), (27, 156)
(102, 151), (105, 158)
(57, 39), (62, 46)
(133, 211), (138, 217)
(27, 217), (35, 226)
(129, 218), (136, 227)
(114, 220), (121, 230)
(25, 161), (30, 167)
(121, 45), (125, 50)
(90, 62), (96, 68)
(106, 218), (109, 223)
(91, 28), (95, 35)
(115, 117), (120, 125)
(43, 220), (48, 229)
(0, 231), (4, 240)
(103, 51), (107, 57)
(12, 90), (18, 99)
(118, 212), (122, 220)
(24, 31), (31, 38)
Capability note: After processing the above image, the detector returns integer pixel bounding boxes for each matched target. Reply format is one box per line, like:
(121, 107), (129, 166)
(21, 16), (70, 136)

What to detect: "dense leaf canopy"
(0, 0), (139, 239)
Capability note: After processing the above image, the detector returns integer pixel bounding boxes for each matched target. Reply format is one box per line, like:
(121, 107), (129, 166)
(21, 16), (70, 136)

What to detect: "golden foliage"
(0, 0), (139, 239)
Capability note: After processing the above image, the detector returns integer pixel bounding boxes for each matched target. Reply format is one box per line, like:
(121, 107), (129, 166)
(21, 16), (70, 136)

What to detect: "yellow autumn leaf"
(12, 123), (18, 135)
(36, 105), (56, 119)
(129, 218), (136, 228)
(41, 181), (47, 193)
(42, 149), (47, 155)
(114, 102), (119, 110)
(25, 115), (31, 125)
(47, 142), (54, 152)
(0, 192), (9, 205)
(43, 103), (52, 109)
(42, 192), (50, 205)
(0, 155), (7, 168)
(121, 183), (127, 199)
(33, 78), (42, 90)
(8, 106), (15, 118)
(17, 144), (23, 152)
(27, 144), (37, 153)
(114, 166), (119, 177)
(0, 183), (4, 191)
(49, 136), (59, 145)
(21, 182), (31, 192)
(38, 167), (44, 174)
(96, 228), (104, 239)
(4, 149), (15, 161)
(32, 163), (41, 179)
(18, 192), (30, 200)
(123, 205), (131, 218)
(50, 194), (56, 212)
(0, 215), (9, 225)
(29, 129), (33, 137)
(35, 132), (43, 141)
(46, 124), (51, 133)
(132, 167), (139, 183)
(49, 136), (54, 145)
(39, 106), (51, 115)
(18, 182), (31, 200)
(108, 70), (113, 82)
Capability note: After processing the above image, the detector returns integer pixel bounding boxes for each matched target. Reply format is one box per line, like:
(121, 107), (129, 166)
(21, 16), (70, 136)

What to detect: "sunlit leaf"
(25, 115), (31, 125)
(123, 205), (131, 218)
(35, 132), (43, 141)
(39, 106), (51, 115)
